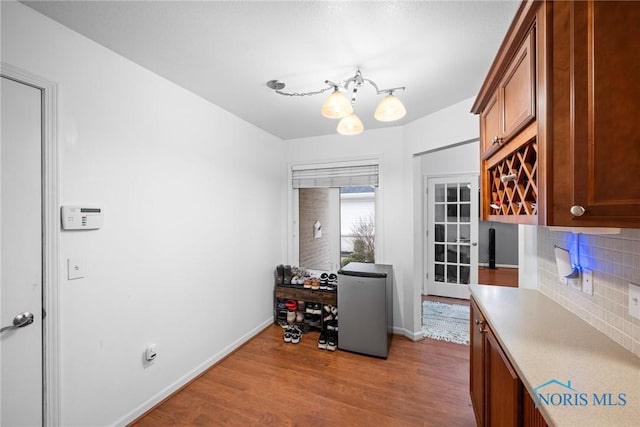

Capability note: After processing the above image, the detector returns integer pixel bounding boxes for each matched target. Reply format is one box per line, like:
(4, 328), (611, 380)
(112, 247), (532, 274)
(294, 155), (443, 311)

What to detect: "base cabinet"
(470, 298), (547, 427)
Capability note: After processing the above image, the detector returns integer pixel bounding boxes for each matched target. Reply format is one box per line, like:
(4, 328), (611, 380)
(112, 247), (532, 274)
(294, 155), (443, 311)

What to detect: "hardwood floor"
(131, 325), (476, 427)
(478, 266), (518, 287)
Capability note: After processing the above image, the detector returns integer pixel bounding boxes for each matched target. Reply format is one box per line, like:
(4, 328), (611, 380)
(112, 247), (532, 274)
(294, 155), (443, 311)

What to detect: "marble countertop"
(470, 284), (640, 427)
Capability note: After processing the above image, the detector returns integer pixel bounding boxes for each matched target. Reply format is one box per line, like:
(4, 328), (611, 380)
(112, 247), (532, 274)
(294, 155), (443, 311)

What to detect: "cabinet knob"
(491, 136), (502, 145)
(570, 205), (586, 217)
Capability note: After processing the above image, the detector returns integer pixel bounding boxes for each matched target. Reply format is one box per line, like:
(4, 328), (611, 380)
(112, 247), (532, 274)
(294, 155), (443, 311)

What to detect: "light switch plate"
(582, 269), (593, 295)
(629, 283), (640, 320)
(67, 258), (85, 280)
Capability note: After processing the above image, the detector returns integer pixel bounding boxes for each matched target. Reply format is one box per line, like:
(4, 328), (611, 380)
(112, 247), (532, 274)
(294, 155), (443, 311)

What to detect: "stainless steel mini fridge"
(337, 262), (393, 358)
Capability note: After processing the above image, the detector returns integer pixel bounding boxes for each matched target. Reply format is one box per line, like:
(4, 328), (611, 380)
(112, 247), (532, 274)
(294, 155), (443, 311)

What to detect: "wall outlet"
(582, 269), (593, 295)
(629, 283), (640, 321)
(568, 276), (582, 292)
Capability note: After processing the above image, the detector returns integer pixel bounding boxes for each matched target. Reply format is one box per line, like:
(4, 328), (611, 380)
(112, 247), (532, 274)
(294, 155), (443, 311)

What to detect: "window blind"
(292, 164), (379, 188)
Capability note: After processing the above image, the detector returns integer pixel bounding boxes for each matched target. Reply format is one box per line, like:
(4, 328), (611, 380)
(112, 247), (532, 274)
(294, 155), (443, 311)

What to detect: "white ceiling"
(22, 1), (520, 140)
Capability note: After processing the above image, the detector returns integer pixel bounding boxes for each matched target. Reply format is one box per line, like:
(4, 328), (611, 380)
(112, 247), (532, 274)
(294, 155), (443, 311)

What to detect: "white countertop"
(470, 284), (640, 427)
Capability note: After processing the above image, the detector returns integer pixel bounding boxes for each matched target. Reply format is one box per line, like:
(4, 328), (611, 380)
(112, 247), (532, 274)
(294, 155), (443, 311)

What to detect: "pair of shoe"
(275, 265), (294, 286)
(319, 273), (338, 291)
(277, 309), (288, 328)
(318, 330), (338, 351)
(327, 273), (338, 291)
(305, 303), (321, 315)
(284, 324), (302, 344)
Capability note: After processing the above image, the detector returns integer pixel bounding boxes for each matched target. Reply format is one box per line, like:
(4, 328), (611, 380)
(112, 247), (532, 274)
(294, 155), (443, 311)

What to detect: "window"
(293, 162), (378, 271)
(340, 186), (375, 267)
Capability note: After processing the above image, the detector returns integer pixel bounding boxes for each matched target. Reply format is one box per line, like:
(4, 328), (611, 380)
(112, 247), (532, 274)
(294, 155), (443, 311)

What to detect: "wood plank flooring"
(131, 325), (476, 427)
(478, 266), (518, 287)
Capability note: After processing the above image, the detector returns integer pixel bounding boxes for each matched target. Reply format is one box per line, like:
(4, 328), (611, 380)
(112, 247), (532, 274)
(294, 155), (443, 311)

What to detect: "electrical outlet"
(569, 277), (581, 291)
(582, 269), (593, 295)
(629, 283), (640, 321)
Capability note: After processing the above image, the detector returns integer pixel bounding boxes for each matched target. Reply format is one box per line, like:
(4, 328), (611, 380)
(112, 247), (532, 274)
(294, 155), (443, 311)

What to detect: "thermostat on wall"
(61, 205), (103, 230)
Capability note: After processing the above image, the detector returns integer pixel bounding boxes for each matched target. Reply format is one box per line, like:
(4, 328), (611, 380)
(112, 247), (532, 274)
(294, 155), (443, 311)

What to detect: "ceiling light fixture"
(267, 69), (406, 136)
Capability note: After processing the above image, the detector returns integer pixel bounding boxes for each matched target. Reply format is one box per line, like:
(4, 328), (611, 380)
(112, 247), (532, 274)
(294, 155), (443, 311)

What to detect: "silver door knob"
(570, 205), (586, 217)
(0, 312), (34, 334)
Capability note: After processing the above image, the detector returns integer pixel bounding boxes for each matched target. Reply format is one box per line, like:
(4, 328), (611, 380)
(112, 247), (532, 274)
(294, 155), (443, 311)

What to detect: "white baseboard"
(113, 317), (273, 427)
(393, 326), (423, 342)
(479, 263), (518, 268)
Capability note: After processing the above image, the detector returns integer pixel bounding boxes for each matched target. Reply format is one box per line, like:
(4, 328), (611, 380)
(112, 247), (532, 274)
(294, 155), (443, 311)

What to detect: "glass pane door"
(426, 175), (478, 298)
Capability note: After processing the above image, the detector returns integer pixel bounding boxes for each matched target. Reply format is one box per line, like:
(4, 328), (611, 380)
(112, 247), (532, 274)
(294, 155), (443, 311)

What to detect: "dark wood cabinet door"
(485, 327), (522, 427)
(481, 92), (501, 155)
(523, 389), (547, 427)
(470, 299), (485, 426)
(500, 29), (536, 140)
(554, 0), (640, 226)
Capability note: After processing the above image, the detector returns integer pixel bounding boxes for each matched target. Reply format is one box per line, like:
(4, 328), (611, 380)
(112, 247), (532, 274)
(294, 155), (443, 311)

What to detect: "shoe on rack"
(320, 273), (329, 290)
(313, 303), (322, 314)
(303, 313), (313, 324)
(311, 278), (320, 290)
(285, 300), (298, 311)
(275, 265), (284, 285)
(305, 303), (315, 314)
(318, 330), (328, 349)
(328, 273), (338, 291)
(323, 305), (333, 321)
(283, 265), (292, 285)
(303, 278), (312, 289)
(287, 310), (296, 324)
(326, 332), (337, 351)
(309, 314), (321, 328)
(296, 311), (304, 323)
(297, 301), (306, 312)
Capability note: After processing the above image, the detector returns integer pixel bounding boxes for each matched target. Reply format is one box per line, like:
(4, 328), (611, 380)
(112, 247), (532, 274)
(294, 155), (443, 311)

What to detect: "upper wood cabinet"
(473, 0), (640, 227)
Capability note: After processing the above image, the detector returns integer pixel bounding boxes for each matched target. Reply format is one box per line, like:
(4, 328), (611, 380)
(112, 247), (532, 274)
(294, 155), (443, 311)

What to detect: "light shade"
(321, 88), (353, 119)
(374, 94), (407, 122)
(337, 113), (364, 136)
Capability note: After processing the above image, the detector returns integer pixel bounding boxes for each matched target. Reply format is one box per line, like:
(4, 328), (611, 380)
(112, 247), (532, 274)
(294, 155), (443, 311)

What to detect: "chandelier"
(267, 69), (406, 136)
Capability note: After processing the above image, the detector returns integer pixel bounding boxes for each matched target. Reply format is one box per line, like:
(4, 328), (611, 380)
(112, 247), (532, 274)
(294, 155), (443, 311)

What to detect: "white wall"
(407, 98), (481, 337)
(2, 2), (285, 426)
(284, 98), (481, 340)
(284, 127), (410, 333)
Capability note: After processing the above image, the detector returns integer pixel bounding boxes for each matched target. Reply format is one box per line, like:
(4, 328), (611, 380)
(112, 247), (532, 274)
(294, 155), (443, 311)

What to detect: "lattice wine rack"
(488, 141), (538, 216)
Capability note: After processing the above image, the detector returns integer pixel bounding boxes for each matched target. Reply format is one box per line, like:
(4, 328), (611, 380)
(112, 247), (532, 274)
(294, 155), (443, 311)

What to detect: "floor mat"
(422, 300), (470, 345)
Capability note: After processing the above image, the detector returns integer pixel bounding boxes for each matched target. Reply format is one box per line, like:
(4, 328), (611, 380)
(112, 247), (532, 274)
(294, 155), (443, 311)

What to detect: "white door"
(425, 175), (478, 299)
(1, 76), (43, 426)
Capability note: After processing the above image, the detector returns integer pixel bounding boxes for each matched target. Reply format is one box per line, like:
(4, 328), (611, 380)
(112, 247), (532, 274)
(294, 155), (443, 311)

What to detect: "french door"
(425, 175), (479, 299)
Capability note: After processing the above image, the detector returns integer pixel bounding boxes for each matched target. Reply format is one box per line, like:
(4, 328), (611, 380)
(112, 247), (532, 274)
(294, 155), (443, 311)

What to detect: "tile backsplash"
(537, 227), (640, 358)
